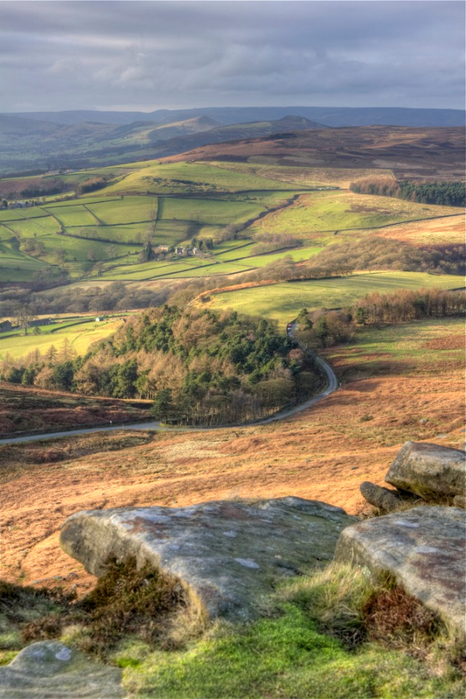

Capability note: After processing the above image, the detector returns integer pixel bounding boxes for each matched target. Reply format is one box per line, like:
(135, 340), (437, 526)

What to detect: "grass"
(101, 161), (299, 195)
(44, 205), (99, 228)
(119, 564), (464, 698)
(2, 560), (463, 697)
(205, 271), (465, 326)
(86, 197), (158, 225)
(6, 217), (61, 237)
(161, 197), (265, 225)
(326, 317), (465, 381)
(0, 238), (48, 282)
(0, 315), (124, 360)
(250, 190), (462, 243)
(0, 158), (462, 285)
(0, 383), (151, 437)
(0, 207), (49, 221)
(213, 162), (395, 188)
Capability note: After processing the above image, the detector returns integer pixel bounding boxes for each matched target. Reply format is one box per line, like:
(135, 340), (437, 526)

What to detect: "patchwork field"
(204, 271), (465, 326)
(0, 155), (463, 283)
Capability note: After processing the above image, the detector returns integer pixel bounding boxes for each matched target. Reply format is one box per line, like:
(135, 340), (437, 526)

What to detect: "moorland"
(0, 111), (465, 697)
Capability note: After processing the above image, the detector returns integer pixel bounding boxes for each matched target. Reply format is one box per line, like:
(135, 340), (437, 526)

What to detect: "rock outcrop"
(359, 481), (403, 513)
(60, 497), (356, 621)
(335, 506), (466, 636)
(385, 441), (465, 502)
(0, 641), (124, 698)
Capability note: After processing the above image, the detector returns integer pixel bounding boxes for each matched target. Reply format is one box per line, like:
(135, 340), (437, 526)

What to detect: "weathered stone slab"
(385, 441), (466, 501)
(335, 506), (466, 636)
(0, 641), (124, 698)
(360, 481), (403, 512)
(60, 497), (356, 621)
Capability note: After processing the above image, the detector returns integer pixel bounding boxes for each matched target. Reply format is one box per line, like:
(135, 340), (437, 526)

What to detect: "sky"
(0, 1), (464, 113)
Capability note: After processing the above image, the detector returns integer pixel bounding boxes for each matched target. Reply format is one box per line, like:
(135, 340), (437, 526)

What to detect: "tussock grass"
(1, 561), (464, 696)
(15, 558), (202, 660)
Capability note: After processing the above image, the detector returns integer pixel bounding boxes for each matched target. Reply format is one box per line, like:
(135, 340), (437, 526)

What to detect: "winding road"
(0, 356), (338, 446)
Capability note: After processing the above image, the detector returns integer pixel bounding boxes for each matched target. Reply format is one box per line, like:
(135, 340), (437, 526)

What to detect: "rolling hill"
(0, 114), (326, 174)
(7, 105), (466, 127)
(162, 125), (466, 181)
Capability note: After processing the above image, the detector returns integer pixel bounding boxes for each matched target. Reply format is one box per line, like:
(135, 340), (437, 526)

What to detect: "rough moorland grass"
(216, 162), (395, 188)
(2, 561), (463, 697)
(205, 271), (464, 326)
(326, 317), (465, 380)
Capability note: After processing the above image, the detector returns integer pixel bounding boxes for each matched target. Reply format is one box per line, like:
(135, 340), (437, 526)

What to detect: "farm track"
(0, 356), (338, 445)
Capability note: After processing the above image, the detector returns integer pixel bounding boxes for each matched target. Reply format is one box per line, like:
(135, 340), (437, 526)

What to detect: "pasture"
(0, 155), (463, 284)
(203, 271), (465, 326)
(249, 190), (462, 242)
(0, 315), (125, 360)
(101, 161), (299, 194)
(212, 161), (396, 188)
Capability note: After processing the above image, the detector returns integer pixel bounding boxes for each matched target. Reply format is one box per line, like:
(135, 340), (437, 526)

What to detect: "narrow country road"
(0, 356), (338, 446)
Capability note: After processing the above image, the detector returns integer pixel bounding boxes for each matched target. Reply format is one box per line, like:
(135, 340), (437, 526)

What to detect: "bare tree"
(15, 305), (36, 336)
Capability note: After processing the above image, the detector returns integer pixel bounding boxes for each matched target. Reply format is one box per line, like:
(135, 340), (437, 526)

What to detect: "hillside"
(0, 114), (326, 174)
(1, 306), (323, 426)
(162, 125), (466, 181)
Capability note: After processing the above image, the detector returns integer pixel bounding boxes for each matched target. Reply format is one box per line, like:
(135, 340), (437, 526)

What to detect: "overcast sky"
(0, 1), (464, 113)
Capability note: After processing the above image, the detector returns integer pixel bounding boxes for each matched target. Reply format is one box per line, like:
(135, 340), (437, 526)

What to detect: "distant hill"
(6, 106), (465, 128)
(0, 114), (59, 136)
(145, 115), (327, 158)
(161, 125), (466, 181)
(0, 108), (463, 176)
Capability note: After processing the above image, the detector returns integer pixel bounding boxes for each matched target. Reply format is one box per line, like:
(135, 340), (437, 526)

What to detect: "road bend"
(0, 356), (338, 446)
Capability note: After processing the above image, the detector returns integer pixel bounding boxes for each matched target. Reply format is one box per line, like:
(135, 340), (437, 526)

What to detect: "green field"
(101, 161), (299, 195)
(0, 315), (125, 360)
(7, 217), (61, 237)
(44, 205), (99, 228)
(86, 197), (157, 225)
(0, 157), (463, 283)
(204, 271), (465, 326)
(250, 190), (461, 243)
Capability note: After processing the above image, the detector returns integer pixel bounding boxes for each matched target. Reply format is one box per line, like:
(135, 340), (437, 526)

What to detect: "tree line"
(295, 288), (465, 349)
(350, 177), (466, 207)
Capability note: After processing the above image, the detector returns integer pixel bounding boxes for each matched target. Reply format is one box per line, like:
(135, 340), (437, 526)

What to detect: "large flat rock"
(60, 497), (355, 621)
(0, 641), (124, 698)
(385, 441), (466, 501)
(335, 506), (466, 636)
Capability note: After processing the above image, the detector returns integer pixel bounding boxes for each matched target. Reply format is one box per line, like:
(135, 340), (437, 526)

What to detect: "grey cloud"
(0, 1), (464, 112)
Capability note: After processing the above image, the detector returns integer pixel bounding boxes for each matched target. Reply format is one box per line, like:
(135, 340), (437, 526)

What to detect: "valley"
(0, 114), (465, 698)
